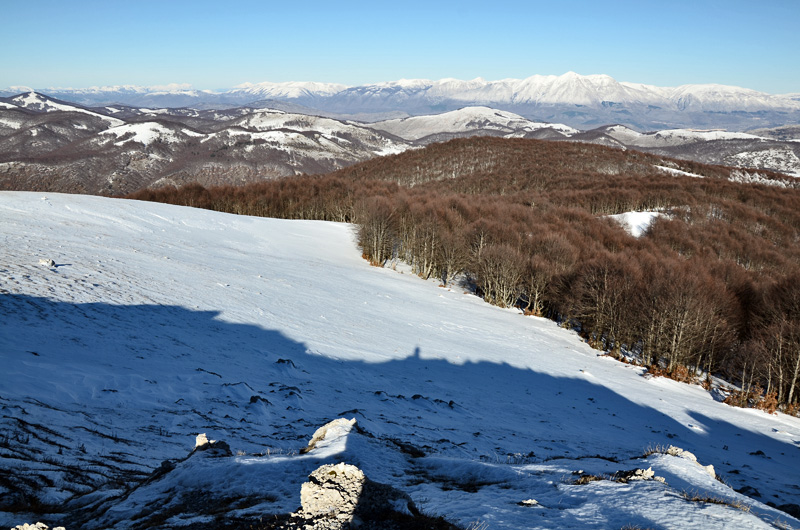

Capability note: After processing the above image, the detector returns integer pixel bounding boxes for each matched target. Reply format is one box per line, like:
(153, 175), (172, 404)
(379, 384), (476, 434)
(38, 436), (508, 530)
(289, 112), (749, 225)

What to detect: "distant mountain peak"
(3, 73), (799, 131)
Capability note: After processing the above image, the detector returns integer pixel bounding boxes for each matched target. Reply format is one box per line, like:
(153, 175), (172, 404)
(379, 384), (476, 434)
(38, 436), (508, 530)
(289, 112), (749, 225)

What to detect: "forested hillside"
(127, 137), (800, 412)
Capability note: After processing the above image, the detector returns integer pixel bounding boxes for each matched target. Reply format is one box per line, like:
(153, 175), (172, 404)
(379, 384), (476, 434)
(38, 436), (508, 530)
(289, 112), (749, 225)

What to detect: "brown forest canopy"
(126, 137), (800, 411)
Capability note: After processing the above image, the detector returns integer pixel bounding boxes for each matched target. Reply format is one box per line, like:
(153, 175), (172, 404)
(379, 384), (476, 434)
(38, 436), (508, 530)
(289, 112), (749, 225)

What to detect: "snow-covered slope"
(614, 127), (766, 148)
(230, 81), (348, 99)
(370, 106), (578, 142)
(228, 108), (407, 155)
(581, 125), (800, 178)
(6, 92), (123, 126)
(1, 193), (799, 529)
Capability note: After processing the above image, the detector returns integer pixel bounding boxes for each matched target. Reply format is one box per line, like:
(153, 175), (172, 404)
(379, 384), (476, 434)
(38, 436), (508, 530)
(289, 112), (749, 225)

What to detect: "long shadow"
(1, 293), (798, 529)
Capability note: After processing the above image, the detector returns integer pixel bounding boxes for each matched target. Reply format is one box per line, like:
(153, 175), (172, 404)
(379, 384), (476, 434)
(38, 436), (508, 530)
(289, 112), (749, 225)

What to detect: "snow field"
(1, 192), (799, 529)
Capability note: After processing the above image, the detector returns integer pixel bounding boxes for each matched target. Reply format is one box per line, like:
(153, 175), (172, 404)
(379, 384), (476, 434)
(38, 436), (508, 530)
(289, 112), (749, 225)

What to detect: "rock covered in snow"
(191, 433), (231, 457)
(195, 432), (212, 448)
(301, 418), (357, 454)
(298, 462), (419, 526)
(666, 446), (716, 479)
(666, 445), (697, 461)
(38, 258), (55, 268)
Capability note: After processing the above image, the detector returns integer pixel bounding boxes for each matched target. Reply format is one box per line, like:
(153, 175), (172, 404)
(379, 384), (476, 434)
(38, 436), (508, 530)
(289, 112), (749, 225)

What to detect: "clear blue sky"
(2, 0), (798, 93)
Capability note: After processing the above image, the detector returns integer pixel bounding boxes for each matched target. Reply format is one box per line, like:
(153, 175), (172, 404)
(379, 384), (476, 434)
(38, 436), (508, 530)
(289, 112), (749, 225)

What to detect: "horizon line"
(3, 72), (798, 97)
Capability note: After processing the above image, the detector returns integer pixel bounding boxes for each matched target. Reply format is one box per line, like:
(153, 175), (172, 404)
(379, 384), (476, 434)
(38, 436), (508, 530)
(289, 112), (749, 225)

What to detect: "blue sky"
(3, 0), (798, 93)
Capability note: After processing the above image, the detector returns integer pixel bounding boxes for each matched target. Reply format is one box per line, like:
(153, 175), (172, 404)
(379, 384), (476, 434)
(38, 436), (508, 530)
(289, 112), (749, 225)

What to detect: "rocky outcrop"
(614, 467), (666, 484)
(666, 446), (716, 479)
(192, 432), (232, 457)
(262, 462), (463, 530)
(300, 462), (418, 522)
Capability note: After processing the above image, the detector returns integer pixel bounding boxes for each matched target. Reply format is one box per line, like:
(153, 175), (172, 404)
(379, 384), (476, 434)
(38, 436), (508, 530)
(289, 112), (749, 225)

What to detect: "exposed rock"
(301, 418), (357, 454)
(666, 445), (697, 461)
(38, 258), (55, 268)
(192, 433), (232, 457)
(614, 467), (666, 484)
(195, 432), (212, 448)
(299, 462), (418, 526)
(666, 445), (716, 479)
(777, 503), (800, 519)
(735, 485), (761, 498)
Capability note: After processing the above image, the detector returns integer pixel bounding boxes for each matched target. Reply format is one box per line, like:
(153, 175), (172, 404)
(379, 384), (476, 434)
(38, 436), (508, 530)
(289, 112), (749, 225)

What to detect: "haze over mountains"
(5, 72), (800, 131)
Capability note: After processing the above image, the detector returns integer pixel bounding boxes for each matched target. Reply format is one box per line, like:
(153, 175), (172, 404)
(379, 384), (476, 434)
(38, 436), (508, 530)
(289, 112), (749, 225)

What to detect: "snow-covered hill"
(577, 125), (800, 178)
(1, 192), (799, 529)
(369, 106), (578, 143)
(6, 92), (123, 127)
(0, 94), (411, 194)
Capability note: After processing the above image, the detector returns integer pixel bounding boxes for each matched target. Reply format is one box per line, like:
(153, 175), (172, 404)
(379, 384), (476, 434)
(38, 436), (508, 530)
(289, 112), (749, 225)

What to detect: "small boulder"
(195, 433), (212, 448)
(615, 467), (665, 483)
(777, 503), (800, 519)
(301, 418), (357, 454)
(735, 485), (761, 498)
(192, 433), (231, 457)
(38, 258), (56, 268)
(299, 462), (419, 524)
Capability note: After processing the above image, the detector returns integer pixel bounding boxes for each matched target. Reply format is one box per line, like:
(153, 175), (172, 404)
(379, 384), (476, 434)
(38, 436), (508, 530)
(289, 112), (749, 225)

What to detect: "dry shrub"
(573, 474), (605, 485)
(724, 389), (749, 408)
(647, 364), (696, 384)
(724, 384), (778, 414)
(681, 491), (751, 512)
(783, 402), (800, 417)
(754, 387), (779, 414)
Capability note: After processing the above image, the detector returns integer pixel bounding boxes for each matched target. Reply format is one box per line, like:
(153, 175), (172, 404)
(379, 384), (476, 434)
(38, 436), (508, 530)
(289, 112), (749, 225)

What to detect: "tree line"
(126, 137), (800, 414)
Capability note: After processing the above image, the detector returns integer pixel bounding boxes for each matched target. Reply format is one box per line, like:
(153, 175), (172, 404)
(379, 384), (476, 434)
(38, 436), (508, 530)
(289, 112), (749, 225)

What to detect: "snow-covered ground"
(608, 210), (667, 237)
(98, 122), (185, 146)
(1, 192), (799, 529)
(370, 106), (578, 141)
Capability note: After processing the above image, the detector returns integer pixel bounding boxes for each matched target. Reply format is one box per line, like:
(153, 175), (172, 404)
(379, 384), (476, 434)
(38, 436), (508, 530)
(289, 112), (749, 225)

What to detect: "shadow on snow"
(1, 293), (798, 528)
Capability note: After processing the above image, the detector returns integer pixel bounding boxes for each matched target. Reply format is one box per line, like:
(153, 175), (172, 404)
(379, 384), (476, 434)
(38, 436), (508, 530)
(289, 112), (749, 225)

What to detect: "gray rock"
(299, 462), (418, 525)
(614, 467), (666, 484)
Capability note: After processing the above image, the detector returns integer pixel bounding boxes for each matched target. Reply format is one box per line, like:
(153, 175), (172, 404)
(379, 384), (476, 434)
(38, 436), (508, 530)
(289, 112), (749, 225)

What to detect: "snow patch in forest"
(99, 122), (181, 146)
(608, 210), (666, 237)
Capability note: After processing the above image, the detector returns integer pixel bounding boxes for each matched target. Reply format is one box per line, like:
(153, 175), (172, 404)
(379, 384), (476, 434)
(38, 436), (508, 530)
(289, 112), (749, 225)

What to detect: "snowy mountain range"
(0, 92), (411, 194)
(4, 72), (800, 131)
(1, 92), (798, 195)
(2, 192), (799, 529)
